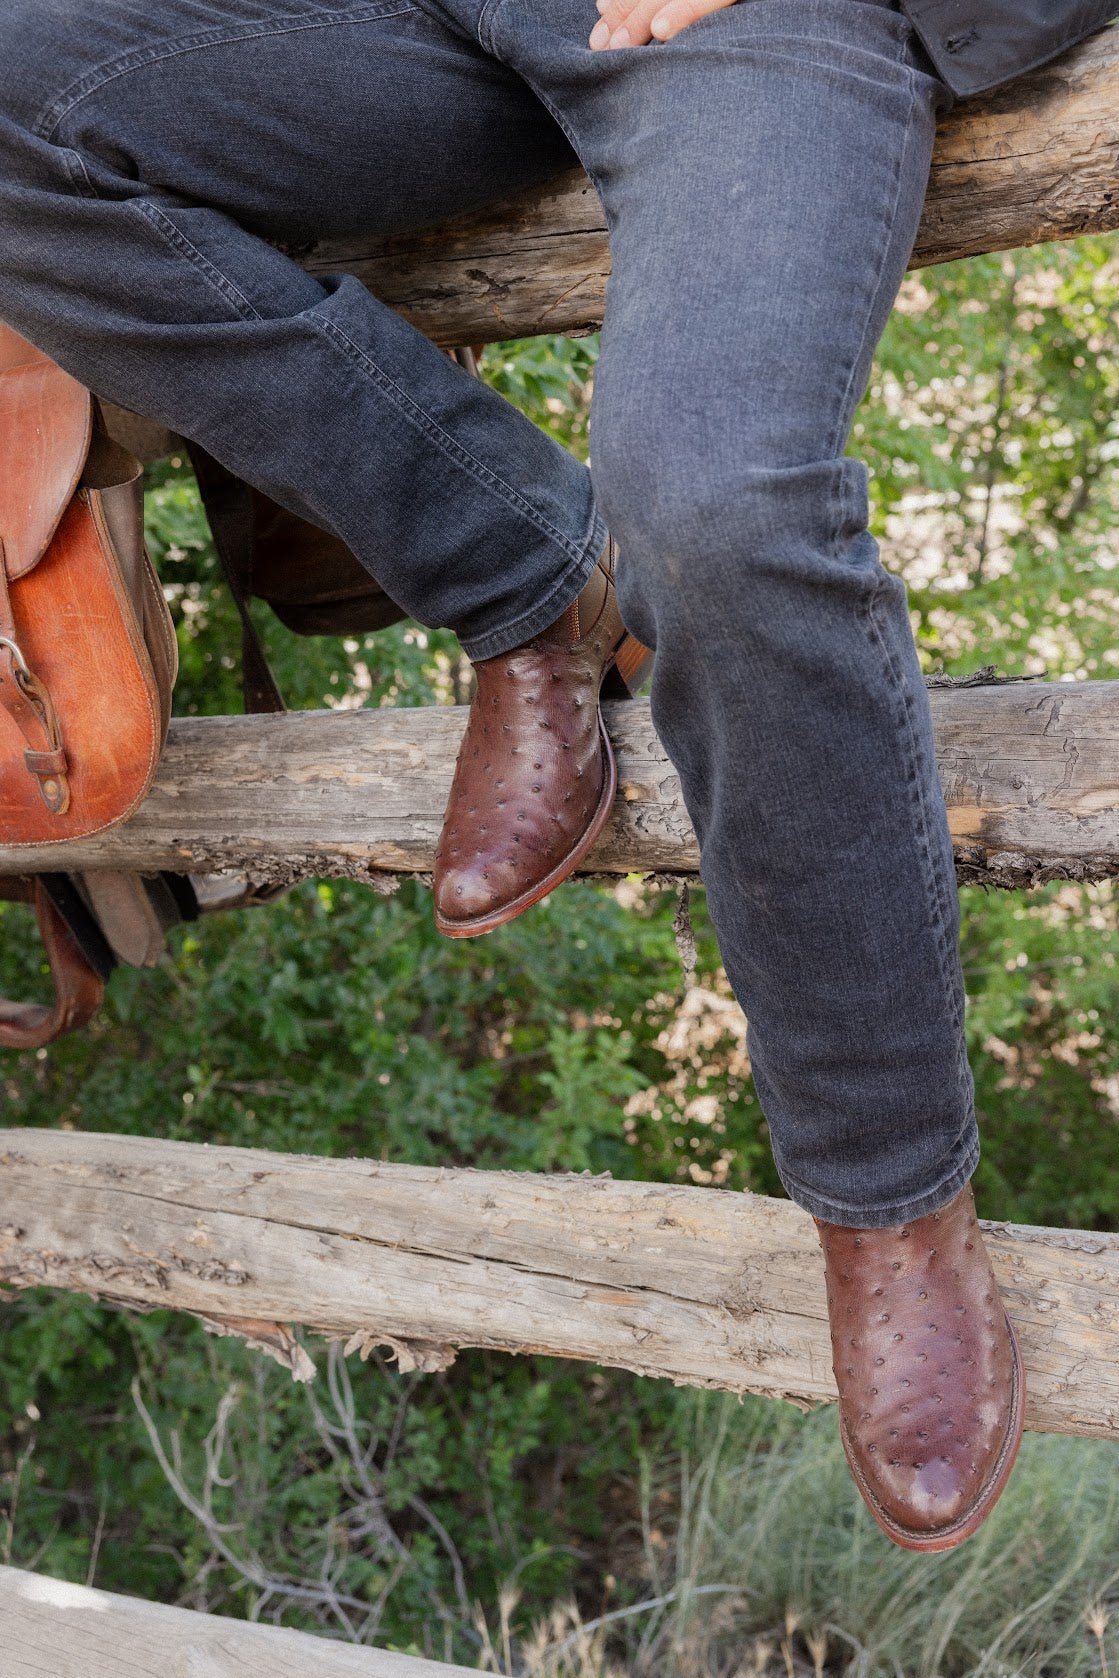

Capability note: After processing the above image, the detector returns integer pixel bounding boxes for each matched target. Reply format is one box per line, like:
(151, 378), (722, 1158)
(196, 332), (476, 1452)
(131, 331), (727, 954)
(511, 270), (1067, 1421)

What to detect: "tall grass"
(511, 1395), (1119, 1678)
(128, 1336), (1119, 1675)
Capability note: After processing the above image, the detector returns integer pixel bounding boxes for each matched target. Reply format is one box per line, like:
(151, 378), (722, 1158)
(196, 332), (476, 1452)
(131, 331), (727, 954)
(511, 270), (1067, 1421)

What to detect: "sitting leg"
(483, 0), (975, 1226)
(0, 0), (659, 946)
(0, 0), (602, 655)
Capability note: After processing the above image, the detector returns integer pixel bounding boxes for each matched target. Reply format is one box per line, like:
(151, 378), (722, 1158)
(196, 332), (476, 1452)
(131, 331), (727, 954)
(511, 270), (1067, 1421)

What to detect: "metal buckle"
(0, 635), (32, 683)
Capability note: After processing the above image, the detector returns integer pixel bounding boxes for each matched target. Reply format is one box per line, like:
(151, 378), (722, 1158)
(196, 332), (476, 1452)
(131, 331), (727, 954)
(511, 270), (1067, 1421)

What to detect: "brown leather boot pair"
(433, 537), (651, 937)
(816, 1183), (1025, 1551)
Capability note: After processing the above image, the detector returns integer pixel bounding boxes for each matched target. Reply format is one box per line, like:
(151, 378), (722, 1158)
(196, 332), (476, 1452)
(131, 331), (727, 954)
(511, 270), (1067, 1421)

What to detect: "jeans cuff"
(456, 510), (608, 663)
(775, 1125), (981, 1228)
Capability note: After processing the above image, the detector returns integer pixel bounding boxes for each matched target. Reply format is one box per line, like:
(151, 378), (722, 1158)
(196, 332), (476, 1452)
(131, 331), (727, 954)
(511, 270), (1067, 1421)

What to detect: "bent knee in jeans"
(595, 417), (888, 652)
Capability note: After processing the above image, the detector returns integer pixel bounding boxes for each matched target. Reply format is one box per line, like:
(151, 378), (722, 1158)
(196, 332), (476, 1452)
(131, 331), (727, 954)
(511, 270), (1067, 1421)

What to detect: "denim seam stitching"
(500, 73), (612, 210)
(60, 146), (100, 200)
(314, 317), (596, 563)
(534, 90), (610, 207)
(876, 570), (972, 1103)
(534, 94), (612, 210)
(827, 49), (972, 1119)
(845, 54), (972, 1107)
(136, 202), (265, 322)
(826, 59), (916, 468)
(861, 578), (970, 1082)
(34, 4), (417, 142)
(476, 0), (510, 56)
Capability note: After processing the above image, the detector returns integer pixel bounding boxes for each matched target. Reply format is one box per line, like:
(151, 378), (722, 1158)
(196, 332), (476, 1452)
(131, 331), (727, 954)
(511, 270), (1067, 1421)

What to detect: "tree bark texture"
(3, 1130), (1119, 1438)
(1, 680), (1118, 890)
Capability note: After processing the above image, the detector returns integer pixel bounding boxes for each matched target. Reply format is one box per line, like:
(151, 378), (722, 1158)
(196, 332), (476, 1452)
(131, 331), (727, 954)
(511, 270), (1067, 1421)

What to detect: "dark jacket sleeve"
(900, 0), (1117, 97)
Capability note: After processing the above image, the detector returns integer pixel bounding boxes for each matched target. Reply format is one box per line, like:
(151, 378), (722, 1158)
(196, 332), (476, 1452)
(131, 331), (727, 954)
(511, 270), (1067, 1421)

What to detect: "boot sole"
(839, 1310), (1026, 1553)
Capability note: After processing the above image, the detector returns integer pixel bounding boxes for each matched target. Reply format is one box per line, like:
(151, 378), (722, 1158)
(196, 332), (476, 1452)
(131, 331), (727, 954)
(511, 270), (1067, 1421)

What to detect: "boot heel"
(602, 632), (654, 699)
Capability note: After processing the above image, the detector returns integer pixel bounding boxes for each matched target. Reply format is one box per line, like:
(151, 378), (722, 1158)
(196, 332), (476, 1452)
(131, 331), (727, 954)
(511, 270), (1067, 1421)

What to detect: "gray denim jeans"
(0, 0), (976, 1225)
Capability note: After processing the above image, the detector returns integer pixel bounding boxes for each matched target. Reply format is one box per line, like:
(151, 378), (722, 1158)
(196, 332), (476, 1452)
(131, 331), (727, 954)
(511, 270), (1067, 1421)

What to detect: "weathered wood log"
(1, 680), (1118, 889)
(3, 1129), (1119, 1438)
(0, 1565), (476, 1678)
(298, 29), (1119, 345)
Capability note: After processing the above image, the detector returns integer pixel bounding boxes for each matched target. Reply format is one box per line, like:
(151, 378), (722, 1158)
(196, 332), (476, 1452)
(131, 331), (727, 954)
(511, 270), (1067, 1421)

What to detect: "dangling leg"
(473, 0), (1024, 1543)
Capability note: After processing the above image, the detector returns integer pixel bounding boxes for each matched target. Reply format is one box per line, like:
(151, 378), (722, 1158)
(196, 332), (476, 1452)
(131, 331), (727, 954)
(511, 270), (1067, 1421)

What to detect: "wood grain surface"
(3, 1130), (1118, 1438)
(2, 680), (1119, 889)
(0, 1565), (476, 1678)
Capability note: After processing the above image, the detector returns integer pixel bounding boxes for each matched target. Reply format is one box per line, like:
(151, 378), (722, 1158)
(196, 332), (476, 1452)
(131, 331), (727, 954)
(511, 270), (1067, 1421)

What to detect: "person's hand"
(588, 0), (736, 50)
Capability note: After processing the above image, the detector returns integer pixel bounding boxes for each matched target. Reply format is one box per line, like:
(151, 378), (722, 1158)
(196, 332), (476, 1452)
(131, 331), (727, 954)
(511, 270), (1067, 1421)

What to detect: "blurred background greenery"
(2, 235), (1119, 1675)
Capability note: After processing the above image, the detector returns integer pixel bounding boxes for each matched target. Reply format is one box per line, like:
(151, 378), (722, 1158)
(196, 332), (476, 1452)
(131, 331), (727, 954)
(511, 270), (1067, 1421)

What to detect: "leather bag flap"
(0, 323), (92, 580)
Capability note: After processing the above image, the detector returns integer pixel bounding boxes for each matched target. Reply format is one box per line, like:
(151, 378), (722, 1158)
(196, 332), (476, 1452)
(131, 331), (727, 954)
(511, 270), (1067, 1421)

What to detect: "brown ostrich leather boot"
(433, 538), (651, 937)
(815, 1183), (1025, 1552)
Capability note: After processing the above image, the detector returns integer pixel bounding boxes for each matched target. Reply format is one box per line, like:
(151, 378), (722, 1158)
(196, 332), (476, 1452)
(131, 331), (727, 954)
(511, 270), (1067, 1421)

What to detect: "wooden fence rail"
(3, 1129), (1119, 1438)
(1, 680), (1118, 889)
(298, 29), (1119, 346)
(0, 1565), (476, 1678)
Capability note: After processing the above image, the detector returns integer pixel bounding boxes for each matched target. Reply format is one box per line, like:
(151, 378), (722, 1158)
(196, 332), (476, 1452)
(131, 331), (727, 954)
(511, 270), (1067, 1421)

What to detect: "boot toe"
(845, 1375), (1015, 1542)
(433, 856), (513, 926)
(432, 859), (499, 926)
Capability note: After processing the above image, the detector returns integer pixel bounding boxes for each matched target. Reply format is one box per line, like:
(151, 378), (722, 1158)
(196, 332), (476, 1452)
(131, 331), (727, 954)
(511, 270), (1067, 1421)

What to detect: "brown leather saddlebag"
(0, 324), (179, 1047)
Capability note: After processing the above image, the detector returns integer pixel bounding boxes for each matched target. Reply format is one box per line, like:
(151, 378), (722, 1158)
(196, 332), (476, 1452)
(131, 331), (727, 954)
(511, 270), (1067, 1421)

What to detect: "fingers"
(647, 0), (738, 38)
(589, 0), (649, 50)
(589, 0), (737, 48)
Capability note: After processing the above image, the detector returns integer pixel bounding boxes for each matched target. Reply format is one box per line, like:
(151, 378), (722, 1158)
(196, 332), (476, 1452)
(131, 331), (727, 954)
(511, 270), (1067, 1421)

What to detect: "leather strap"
(0, 538), (71, 813)
(0, 877), (105, 1049)
(0, 866), (201, 1050)
(159, 872), (201, 923)
(82, 870), (199, 967)
(187, 443), (286, 715)
(38, 873), (118, 981)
